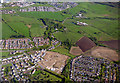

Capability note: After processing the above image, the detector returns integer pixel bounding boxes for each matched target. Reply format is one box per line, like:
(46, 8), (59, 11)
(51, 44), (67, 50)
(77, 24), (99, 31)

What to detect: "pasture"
(2, 22), (19, 39)
(18, 11), (70, 21)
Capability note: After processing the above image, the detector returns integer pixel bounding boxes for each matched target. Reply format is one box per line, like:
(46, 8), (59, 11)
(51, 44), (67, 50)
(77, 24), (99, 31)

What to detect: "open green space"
(51, 46), (75, 58)
(1, 52), (23, 59)
(1, 52), (10, 59)
(2, 22), (19, 39)
(30, 24), (46, 37)
(29, 69), (62, 81)
(7, 22), (29, 37)
(2, 14), (45, 39)
(18, 11), (70, 21)
(67, 3), (118, 18)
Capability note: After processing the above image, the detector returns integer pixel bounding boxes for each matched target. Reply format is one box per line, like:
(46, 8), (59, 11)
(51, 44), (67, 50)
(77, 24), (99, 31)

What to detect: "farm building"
(76, 36), (96, 52)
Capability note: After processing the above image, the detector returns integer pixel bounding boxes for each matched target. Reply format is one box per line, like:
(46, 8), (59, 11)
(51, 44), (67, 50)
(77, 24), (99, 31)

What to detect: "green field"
(7, 22), (30, 37)
(0, 51), (23, 59)
(2, 22), (19, 39)
(2, 14), (46, 39)
(2, 2), (119, 41)
(30, 24), (46, 37)
(51, 46), (75, 58)
(67, 3), (118, 18)
(29, 69), (62, 81)
(53, 3), (119, 43)
(18, 11), (70, 21)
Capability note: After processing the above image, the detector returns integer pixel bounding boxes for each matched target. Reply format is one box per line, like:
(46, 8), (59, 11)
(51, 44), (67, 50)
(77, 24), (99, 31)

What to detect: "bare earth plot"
(69, 46), (83, 55)
(85, 46), (119, 61)
(38, 51), (69, 74)
(99, 40), (120, 50)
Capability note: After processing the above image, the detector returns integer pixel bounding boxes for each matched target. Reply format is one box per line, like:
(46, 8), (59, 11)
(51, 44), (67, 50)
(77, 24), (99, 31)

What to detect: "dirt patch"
(103, 14), (110, 17)
(39, 51), (69, 74)
(26, 24), (31, 28)
(99, 40), (120, 50)
(85, 46), (119, 61)
(69, 46), (83, 55)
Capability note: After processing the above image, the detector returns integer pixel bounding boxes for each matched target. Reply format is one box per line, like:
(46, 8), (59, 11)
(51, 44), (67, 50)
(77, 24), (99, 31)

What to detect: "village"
(70, 55), (118, 82)
(1, 49), (69, 81)
(1, 2), (78, 14)
(0, 37), (60, 50)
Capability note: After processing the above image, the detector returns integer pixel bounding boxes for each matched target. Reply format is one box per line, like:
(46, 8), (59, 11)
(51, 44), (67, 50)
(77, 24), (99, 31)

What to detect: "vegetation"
(29, 68), (62, 81)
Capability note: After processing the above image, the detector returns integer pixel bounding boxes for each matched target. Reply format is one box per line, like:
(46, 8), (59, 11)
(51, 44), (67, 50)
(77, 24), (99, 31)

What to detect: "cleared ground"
(99, 40), (120, 50)
(39, 51), (69, 74)
(85, 46), (119, 61)
(69, 46), (83, 55)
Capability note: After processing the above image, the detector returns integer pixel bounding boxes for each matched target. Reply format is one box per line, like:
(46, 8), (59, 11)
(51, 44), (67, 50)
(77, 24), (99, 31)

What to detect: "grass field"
(51, 46), (75, 58)
(7, 22), (30, 37)
(2, 2), (119, 42)
(30, 23), (46, 37)
(67, 3), (118, 18)
(2, 14), (46, 38)
(18, 11), (70, 21)
(54, 15), (118, 44)
(2, 22), (19, 39)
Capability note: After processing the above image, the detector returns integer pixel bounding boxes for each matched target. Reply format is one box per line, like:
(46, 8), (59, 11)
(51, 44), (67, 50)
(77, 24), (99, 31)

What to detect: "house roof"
(76, 36), (96, 52)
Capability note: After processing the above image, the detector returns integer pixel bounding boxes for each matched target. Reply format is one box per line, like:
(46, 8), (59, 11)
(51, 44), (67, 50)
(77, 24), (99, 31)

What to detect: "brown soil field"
(69, 46), (83, 55)
(76, 36), (96, 52)
(99, 40), (120, 50)
(39, 51), (69, 74)
(85, 46), (119, 61)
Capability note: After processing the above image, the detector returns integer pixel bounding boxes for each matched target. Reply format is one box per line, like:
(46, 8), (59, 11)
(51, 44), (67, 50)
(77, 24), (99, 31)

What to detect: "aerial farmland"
(0, 1), (119, 82)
